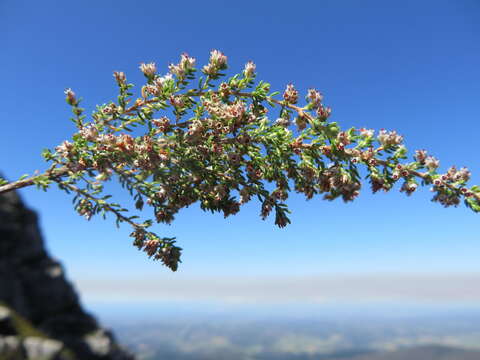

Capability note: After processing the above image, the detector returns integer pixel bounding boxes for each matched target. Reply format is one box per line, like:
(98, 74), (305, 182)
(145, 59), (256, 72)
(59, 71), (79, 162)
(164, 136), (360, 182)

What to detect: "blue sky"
(1, 1), (480, 306)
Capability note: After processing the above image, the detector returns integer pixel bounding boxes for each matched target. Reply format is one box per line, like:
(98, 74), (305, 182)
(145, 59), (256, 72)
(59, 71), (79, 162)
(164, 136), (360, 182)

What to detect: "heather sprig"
(1, 50), (479, 271)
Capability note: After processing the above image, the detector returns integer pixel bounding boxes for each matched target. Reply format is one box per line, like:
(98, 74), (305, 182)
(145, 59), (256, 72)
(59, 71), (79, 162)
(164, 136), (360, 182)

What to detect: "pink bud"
(64, 88), (77, 106)
(139, 62), (157, 78)
(244, 61), (256, 78)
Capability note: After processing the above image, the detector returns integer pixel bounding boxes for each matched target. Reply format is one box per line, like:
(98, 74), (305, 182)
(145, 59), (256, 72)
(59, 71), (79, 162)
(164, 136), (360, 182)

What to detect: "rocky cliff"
(0, 189), (134, 360)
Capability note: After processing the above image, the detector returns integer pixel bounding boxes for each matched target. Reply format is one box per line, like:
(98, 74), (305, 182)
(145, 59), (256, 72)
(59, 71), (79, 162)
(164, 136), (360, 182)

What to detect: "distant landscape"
(90, 303), (480, 360)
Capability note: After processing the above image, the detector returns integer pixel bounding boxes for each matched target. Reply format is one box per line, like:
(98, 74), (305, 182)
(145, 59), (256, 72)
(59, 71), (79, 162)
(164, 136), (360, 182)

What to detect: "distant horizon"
(87, 299), (480, 321)
(74, 272), (480, 305)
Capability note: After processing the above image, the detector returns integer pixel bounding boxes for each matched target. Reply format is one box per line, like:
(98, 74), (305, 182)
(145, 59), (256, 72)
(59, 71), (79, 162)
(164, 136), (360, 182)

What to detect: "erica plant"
(1, 50), (478, 271)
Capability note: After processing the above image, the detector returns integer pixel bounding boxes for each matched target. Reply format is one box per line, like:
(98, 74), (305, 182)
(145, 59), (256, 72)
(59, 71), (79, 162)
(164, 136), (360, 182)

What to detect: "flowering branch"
(1, 50), (478, 271)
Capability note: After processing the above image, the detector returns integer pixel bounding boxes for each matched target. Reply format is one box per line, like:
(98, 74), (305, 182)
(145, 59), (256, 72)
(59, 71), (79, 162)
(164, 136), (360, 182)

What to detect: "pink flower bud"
(139, 62), (157, 78)
(202, 63), (216, 76)
(64, 88), (77, 106)
(180, 53), (196, 70)
(168, 63), (185, 79)
(154, 74), (173, 88)
(425, 156), (440, 171)
(360, 128), (374, 138)
(317, 106), (332, 120)
(377, 129), (403, 147)
(400, 181), (417, 196)
(414, 149), (427, 164)
(144, 239), (159, 257)
(113, 71), (126, 85)
(455, 167), (471, 182)
(79, 125), (98, 142)
(283, 84), (298, 104)
(56, 140), (74, 157)
(307, 89), (323, 107)
(244, 61), (256, 78)
(209, 49), (227, 68)
(142, 85), (159, 98)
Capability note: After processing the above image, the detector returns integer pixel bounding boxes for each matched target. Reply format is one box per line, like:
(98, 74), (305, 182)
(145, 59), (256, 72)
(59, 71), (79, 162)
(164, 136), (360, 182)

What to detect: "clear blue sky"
(1, 1), (479, 305)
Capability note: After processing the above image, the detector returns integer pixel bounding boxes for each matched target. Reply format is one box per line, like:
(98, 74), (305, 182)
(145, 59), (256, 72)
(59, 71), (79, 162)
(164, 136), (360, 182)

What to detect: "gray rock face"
(0, 189), (135, 360)
(0, 335), (23, 359)
(23, 337), (63, 360)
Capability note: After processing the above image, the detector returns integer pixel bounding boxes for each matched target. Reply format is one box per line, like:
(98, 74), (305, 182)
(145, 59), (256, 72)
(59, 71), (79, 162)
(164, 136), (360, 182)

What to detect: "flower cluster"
(244, 61), (256, 78)
(283, 84), (298, 104)
(1, 50), (478, 271)
(139, 62), (157, 79)
(169, 53), (196, 80)
(202, 50), (227, 77)
(377, 129), (403, 148)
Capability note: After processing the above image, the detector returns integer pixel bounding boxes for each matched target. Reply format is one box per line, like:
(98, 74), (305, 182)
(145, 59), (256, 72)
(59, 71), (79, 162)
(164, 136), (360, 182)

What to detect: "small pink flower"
(425, 156), (440, 171)
(144, 239), (160, 257)
(455, 167), (471, 182)
(180, 53), (196, 70)
(64, 88), (77, 106)
(79, 125), (98, 142)
(139, 62), (157, 78)
(400, 181), (417, 196)
(168, 63), (185, 79)
(113, 71), (126, 85)
(360, 128), (374, 138)
(283, 84), (298, 104)
(414, 149), (427, 164)
(317, 106), (332, 120)
(56, 140), (73, 157)
(377, 129), (403, 147)
(244, 61), (256, 78)
(209, 49), (227, 68)
(307, 88), (323, 107)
